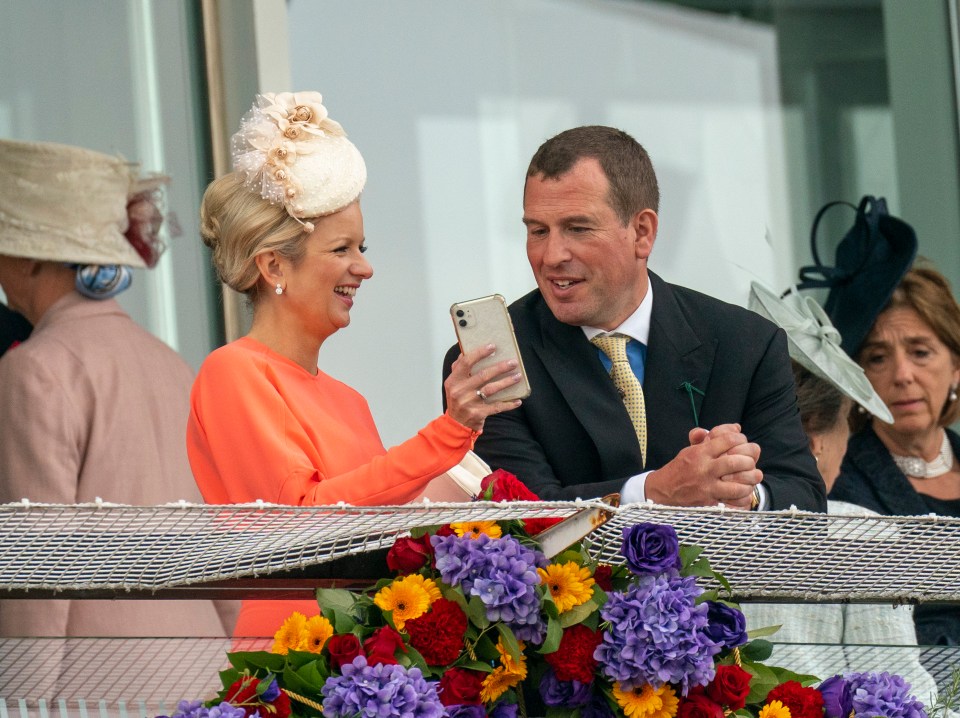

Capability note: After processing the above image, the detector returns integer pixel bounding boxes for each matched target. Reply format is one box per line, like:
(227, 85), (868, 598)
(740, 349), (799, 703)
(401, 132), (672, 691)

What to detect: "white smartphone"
(450, 294), (531, 403)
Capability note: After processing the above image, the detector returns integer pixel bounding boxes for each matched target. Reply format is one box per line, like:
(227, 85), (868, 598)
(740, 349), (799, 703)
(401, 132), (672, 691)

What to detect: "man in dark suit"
(444, 126), (824, 511)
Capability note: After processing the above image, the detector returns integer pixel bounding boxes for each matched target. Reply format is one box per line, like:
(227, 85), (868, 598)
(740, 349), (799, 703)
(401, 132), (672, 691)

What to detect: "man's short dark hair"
(526, 125), (659, 224)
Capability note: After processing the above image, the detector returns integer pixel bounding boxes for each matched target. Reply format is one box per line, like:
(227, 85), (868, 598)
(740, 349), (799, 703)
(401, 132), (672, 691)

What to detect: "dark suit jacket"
(0, 304), (31, 358)
(443, 272), (824, 511)
(830, 425), (960, 645)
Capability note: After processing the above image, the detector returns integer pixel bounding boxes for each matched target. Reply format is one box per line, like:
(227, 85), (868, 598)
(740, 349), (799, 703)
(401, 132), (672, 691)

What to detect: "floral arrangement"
(160, 470), (932, 718)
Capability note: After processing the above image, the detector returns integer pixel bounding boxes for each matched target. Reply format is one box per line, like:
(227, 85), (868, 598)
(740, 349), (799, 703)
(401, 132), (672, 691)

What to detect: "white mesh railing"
(1, 500), (959, 602)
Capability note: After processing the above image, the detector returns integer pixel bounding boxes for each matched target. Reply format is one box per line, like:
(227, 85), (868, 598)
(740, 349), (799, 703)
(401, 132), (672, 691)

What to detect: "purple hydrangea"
(539, 668), (592, 708)
(432, 533), (547, 643)
(847, 671), (927, 718)
(161, 700), (246, 718)
(322, 655), (444, 718)
(621, 523), (681, 575)
(594, 570), (720, 694)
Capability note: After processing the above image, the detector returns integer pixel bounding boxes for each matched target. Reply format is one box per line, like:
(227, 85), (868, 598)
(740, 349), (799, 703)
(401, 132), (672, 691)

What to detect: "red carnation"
(706, 664), (752, 710)
(438, 667), (485, 706)
(363, 625), (407, 665)
(592, 564), (613, 591)
(544, 623), (601, 684)
(678, 695), (724, 718)
(326, 633), (363, 671)
(767, 681), (825, 718)
(387, 534), (433, 574)
(480, 468), (562, 534)
(405, 597), (468, 666)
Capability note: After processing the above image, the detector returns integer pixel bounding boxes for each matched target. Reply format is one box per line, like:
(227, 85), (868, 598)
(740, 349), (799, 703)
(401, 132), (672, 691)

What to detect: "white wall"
(287, 0), (792, 446)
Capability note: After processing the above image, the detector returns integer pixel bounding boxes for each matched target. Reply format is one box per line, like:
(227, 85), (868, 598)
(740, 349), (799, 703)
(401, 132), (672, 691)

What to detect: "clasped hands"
(645, 423), (762, 509)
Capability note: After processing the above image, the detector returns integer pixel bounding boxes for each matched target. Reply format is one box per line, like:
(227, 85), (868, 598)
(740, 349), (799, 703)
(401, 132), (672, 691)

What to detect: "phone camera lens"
(456, 310), (465, 317)
(458, 319), (467, 327)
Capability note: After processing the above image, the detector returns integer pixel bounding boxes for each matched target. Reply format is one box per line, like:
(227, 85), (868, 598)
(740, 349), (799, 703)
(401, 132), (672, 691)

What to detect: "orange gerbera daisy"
(612, 682), (679, 718)
(451, 521), (502, 539)
(760, 701), (793, 718)
(481, 636), (528, 703)
(303, 614), (334, 653)
(271, 611), (308, 655)
(373, 574), (438, 630)
(537, 561), (596, 613)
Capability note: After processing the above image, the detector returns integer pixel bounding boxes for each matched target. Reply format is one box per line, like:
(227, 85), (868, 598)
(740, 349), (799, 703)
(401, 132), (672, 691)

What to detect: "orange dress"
(187, 336), (477, 636)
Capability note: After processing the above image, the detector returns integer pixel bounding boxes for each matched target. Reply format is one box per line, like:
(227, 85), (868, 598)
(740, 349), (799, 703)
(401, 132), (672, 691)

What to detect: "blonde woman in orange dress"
(188, 92), (523, 636)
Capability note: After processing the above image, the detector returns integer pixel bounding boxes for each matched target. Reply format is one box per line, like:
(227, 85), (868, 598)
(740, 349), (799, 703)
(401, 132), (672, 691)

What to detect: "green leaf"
(467, 594), (491, 629)
(538, 615), (563, 654)
(740, 639), (774, 662)
(495, 623), (522, 664)
(441, 584), (470, 615)
(457, 659), (495, 674)
(714, 569), (732, 595)
(683, 556), (714, 579)
(545, 707), (580, 718)
(743, 661), (780, 704)
(747, 624), (783, 639)
(559, 599), (598, 628)
(679, 544), (704, 569)
(315, 587), (358, 616)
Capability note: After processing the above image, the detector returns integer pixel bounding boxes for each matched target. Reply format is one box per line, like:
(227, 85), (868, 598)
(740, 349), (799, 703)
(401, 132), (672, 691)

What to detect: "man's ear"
(632, 209), (658, 259)
(253, 251), (284, 287)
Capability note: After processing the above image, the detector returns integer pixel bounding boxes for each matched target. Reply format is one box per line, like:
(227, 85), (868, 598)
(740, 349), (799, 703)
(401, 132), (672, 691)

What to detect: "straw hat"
(0, 139), (166, 267)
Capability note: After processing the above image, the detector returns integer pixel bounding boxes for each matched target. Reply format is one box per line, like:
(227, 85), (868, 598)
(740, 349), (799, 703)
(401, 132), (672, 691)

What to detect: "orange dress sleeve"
(187, 338), (477, 506)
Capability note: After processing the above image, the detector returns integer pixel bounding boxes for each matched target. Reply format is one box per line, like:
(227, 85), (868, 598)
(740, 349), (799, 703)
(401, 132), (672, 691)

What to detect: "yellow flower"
(760, 701), (792, 718)
(537, 561), (596, 613)
(481, 636), (527, 703)
(373, 574), (437, 630)
(612, 682), (679, 718)
(451, 521), (502, 539)
(271, 611), (308, 654)
(303, 614), (334, 653)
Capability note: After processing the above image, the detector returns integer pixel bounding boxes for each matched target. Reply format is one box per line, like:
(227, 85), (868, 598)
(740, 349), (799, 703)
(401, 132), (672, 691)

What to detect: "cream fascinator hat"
(749, 281), (893, 423)
(0, 138), (168, 268)
(231, 91), (366, 229)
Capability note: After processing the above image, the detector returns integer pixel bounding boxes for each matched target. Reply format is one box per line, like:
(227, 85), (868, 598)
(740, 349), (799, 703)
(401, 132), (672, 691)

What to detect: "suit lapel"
(644, 273), (716, 467)
(530, 297), (644, 474)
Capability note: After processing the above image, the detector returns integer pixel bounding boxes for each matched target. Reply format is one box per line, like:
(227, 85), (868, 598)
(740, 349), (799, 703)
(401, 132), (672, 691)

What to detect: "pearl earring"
(275, 283), (283, 296)
(951, 384), (958, 402)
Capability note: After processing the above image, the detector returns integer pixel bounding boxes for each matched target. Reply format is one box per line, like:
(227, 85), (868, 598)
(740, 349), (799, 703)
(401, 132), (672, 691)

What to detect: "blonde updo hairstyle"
(200, 172), (308, 301)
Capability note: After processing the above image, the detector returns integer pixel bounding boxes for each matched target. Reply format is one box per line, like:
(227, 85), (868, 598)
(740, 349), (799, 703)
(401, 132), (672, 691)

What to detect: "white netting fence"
(1, 500), (959, 601)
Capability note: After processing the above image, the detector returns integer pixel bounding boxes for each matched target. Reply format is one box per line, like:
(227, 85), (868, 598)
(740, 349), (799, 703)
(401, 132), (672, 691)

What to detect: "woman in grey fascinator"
(0, 139), (232, 638)
(744, 282), (940, 705)
(189, 92), (524, 636)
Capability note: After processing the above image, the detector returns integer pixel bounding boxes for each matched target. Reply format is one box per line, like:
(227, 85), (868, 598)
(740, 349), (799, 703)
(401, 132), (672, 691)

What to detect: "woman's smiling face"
(278, 201), (373, 341)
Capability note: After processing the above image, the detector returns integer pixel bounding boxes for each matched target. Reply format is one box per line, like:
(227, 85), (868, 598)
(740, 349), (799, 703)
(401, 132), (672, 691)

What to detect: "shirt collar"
(581, 282), (653, 345)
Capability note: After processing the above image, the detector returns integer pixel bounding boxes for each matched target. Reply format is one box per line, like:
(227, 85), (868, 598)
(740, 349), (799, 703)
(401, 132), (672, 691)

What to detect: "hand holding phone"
(450, 294), (531, 403)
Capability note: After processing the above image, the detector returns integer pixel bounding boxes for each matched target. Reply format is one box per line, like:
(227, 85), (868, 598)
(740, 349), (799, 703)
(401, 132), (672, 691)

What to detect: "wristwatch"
(749, 486), (761, 511)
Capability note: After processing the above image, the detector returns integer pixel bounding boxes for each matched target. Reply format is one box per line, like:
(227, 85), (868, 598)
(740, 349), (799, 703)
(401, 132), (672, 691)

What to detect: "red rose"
(439, 667), (485, 706)
(706, 665), (752, 710)
(223, 676), (291, 718)
(592, 564), (613, 591)
(677, 695), (724, 718)
(544, 623), (601, 684)
(363, 625), (407, 665)
(435, 524), (456, 538)
(387, 535), (433, 574)
(326, 633), (363, 671)
(480, 469), (562, 534)
(767, 681), (825, 718)
(405, 597), (468, 666)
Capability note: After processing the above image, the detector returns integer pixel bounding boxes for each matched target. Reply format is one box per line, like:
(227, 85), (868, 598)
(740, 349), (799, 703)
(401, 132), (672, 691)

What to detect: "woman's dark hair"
(792, 360), (847, 437)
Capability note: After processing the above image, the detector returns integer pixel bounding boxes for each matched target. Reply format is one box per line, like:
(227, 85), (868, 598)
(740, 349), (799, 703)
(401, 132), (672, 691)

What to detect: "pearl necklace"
(890, 432), (956, 479)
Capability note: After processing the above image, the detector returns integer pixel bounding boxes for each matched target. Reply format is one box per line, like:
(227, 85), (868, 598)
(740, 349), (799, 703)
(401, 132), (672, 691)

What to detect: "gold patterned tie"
(591, 333), (647, 467)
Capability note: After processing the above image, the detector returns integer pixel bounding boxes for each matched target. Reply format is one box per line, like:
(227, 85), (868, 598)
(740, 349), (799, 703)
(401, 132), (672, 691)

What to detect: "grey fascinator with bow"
(748, 281), (893, 423)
